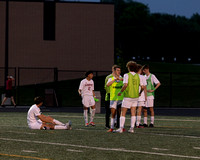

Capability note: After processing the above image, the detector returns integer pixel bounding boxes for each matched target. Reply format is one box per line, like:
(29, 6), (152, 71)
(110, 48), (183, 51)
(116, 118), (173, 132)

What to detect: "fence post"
(169, 72), (172, 107)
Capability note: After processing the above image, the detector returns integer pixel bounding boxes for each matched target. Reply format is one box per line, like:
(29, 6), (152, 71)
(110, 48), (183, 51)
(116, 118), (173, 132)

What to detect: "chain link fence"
(0, 67), (199, 107)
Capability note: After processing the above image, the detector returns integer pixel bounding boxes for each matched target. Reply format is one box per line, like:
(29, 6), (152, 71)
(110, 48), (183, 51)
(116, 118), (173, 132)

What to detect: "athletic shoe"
(89, 122), (95, 126)
(66, 121), (72, 130)
(107, 128), (113, 132)
(85, 123), (89, 127)
(138, 124), (144, 128)
(149, 123), (154, 128)
(113, 128), (123, 133)
(143, 124), (148, 127)
(128, 128), (134, 133)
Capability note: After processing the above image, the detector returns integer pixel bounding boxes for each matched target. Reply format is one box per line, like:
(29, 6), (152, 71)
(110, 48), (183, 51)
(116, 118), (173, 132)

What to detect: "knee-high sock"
(131, 116), (136, 128)
(144, 117), (147, 124)
(151, 116), (154, 124)
(90, 108), (96, 123)
(120, 116), (125, 128)
(54, 125), (67, 130)
(53, 119), (65, 126)
(136, 116), (141, 126)
(84, 110), (88, 124)
(110, 118), (115, 129)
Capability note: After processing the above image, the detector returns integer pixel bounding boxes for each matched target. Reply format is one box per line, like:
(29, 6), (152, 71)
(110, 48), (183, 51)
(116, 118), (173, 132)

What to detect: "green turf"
(1, 112), (200, 160)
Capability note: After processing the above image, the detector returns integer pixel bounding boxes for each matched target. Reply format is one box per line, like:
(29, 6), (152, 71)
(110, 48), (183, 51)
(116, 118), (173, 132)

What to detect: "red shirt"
(6, 79), (12, 90)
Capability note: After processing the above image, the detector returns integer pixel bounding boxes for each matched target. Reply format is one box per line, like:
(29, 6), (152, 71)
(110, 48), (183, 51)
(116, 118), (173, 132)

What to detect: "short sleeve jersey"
(79, 78), (94, 96)
(27, 104), (42, 125)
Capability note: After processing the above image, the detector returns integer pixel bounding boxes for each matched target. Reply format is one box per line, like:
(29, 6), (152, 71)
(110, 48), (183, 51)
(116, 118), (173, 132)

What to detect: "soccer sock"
(131, 116), (136, 128)
(111, 118), (114, 129)
(144, 117), (148, 124)
(151, 116), (154, 124)
(54, 125), (67, 130)
(120, 116), (125, 128)
(84, 110), (88, 124)
(136, 116), (141, 126)
(90, 108), (96, 123)
(53, 119), (65, 126)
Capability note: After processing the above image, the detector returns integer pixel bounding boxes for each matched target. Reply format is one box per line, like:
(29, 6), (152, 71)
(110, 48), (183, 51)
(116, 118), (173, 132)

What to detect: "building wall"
(0, 1), (114, 85)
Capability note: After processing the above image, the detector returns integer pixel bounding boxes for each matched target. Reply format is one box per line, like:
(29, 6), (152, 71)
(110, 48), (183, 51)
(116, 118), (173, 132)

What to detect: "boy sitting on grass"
(27, 96), (72, 130)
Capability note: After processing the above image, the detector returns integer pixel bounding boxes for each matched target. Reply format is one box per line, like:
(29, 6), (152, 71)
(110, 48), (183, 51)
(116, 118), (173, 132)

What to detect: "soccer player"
(1, 76), (16, 108)
(104, 65), (116, 129)
(136, 64), (147, 128)
(142, 64), (161, 127)
(106, 65), (123, 132)
(78, 71), (96, 127)
(115, 61), (144, 133)
(27, 96), (72, 130)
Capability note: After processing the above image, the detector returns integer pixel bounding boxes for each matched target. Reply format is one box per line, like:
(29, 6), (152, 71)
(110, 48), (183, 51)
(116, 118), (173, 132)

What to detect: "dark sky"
(135, 0), (200, 18)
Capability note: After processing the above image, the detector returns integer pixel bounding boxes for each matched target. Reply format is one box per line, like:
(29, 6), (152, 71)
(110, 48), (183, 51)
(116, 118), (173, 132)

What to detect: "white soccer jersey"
(79, 78), (94, 96)
(138, 75), (147, 101)
(27, 104), (42, 125)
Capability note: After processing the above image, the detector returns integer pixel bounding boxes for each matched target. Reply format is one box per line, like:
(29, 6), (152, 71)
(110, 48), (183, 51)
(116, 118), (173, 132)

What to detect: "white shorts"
(82, 95), (95, 108)
(28, 121), (42, 130)
(137, 101), (146, 107)
(110, 100), (122, 109)
(145, 98), (154, 108)
(122, 98), (138, 109)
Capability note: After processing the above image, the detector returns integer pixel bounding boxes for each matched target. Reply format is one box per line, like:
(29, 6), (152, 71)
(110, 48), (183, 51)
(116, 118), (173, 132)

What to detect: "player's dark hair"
(126, 61), (138, 72)
(34, 96), (44, 105)
(113, 65), (121, 70)
(142, 64), (149, 70)
(85, 70), (93, 77)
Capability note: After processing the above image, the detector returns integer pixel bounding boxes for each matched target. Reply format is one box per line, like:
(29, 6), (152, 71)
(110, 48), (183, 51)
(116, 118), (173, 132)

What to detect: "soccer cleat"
(114, 128), (123, 133)
(128, 128), (134, 133)
(107, 128), (114, 132)
(89, 122), (95, 126)
(85, 123), (89, 127)
(143, 124), (148, 127)
(137, 124), (144, 128)
(66, 120), (72, 130)
(149, 123), (154, 128)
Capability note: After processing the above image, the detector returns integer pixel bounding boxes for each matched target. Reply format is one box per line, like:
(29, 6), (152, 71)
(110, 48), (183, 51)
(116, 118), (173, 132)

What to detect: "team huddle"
(27, 61), (160, 133)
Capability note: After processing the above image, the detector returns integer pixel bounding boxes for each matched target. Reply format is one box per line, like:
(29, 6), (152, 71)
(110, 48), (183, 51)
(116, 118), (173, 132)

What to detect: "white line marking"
(22, 150), (37, 153)
(66, 149), (83, 153)
(7, 131), (36, 135)
(152, 148), (169, 151)
(49, 115), (200, 122)
(193, 147), (200, 150)
(1, 138), (200, 159)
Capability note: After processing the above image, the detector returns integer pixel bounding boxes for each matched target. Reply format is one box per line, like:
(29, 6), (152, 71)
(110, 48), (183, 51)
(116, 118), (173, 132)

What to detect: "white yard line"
(193, 147), (200, 150)
(152, 148), (169, 151)
(7, 131), (36, 135)
(49, 115), (200, 122)
(66, 149), (83, 153)
(22, 150), (37, 153)
(1, 138), (200, 159)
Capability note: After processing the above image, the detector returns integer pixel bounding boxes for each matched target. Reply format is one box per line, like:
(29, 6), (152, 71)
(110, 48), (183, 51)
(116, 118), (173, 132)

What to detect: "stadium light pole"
(5, 0), (9, 88)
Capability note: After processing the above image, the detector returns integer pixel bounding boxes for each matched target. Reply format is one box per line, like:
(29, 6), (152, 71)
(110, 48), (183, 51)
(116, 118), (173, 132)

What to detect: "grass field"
(1, 112), (200, 160)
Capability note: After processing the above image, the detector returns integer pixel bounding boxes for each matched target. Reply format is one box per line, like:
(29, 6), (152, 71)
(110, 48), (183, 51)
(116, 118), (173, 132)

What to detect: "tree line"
(102, 0), (200, 63)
